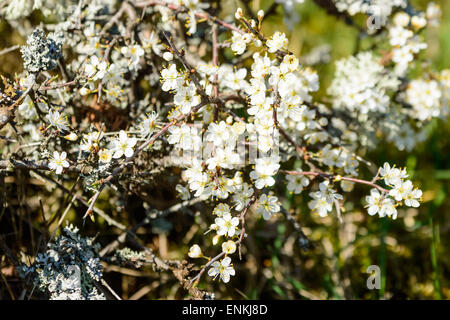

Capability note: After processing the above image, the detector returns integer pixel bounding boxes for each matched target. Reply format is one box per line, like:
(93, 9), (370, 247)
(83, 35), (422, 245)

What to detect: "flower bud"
(212, 234), (221, 245)
(318, 117), (328, 126)
(393, 12), (410, 27)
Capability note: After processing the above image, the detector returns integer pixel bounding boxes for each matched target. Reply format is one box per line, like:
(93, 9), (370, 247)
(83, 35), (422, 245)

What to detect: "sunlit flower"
(188, 244), (202, 258)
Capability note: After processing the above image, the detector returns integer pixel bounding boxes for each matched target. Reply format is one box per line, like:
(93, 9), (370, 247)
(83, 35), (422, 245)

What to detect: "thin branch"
(100, 278), (122, 300)
(99, 196), (206, 257)
(0, 44), (21, 56)
(162, 31), (208, 100)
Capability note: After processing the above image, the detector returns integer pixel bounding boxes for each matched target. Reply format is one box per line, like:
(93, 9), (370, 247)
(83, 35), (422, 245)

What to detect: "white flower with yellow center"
(139, 112), (159, 139)
(286, 174), (310, 194)
(121, 44), (144, 70)
(84, 55), (107, 80)
(161, 64), (182, 92)
(80, 131), (103, 153)
(174, 83), (201, 114)
(213, 203), (231, 217)
(365, 188), (384, 216)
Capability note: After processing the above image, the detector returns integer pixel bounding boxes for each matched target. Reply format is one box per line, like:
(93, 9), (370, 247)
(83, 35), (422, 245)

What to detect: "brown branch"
(162, 31), (208, 100)
(32, 170), (128, 231)
(32, 170), (211, 299)
(189, 250), (227, 286)
(238, 16), (290, 58)
(272, 90), (315, 170)
(0, 77), (36, 130)
(190, 195), (256, 285)
(99, 2), (127, 36)
(99, 197), (206, 257)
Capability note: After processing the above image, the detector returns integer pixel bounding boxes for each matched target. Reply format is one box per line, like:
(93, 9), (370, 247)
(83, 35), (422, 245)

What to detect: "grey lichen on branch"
(19, 224), (106, 300)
